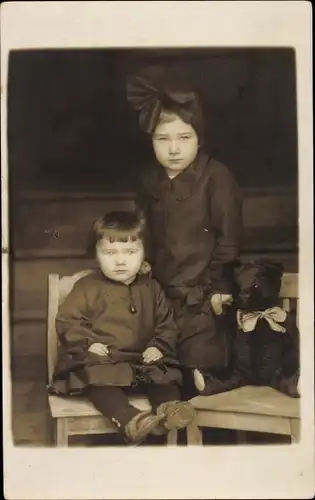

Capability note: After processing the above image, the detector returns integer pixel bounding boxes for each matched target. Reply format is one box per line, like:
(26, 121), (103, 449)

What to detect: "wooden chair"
(47, 270), (178, 446)
(186, 273), (300, 445)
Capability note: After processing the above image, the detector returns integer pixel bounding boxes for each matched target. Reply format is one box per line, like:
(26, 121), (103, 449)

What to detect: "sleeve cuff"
(147, 338), (174, 357)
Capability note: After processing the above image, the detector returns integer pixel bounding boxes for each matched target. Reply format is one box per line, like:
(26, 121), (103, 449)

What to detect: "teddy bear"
(193, 259), (300, 398)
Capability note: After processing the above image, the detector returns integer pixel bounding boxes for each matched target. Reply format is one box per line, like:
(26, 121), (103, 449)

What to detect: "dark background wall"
(8, 48), (297, 193)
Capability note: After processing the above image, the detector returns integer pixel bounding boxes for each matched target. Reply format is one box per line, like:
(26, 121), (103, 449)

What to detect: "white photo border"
(2, 2), (314, 499)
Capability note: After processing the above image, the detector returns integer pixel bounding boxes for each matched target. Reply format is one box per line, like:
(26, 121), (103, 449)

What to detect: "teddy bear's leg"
(277, 371), (300, 398)
(193, 368), (244, 396)
(192, 328), (253, 396)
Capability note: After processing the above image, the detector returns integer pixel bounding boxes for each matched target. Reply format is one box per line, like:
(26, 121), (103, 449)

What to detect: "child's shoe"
(124, 410), (162, 445)
(154, 400), (196, 433)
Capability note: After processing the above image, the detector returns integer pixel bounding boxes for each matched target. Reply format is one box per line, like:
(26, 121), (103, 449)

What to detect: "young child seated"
(48, 210), (195, 445)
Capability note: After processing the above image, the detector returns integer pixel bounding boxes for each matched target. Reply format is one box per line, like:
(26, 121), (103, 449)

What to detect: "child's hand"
(142, 347), (163, 364)
(211, 294), (233, 315)
(88, 343), (109, 356)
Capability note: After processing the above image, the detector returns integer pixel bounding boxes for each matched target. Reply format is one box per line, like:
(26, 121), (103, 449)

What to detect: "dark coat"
(136, 152), (242, 369)
(48, 271), (182, 396)
(137, 152), (242, 291)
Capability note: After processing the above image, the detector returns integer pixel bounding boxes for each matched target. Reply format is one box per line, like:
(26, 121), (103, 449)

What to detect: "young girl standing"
(126, 70), (243, 398)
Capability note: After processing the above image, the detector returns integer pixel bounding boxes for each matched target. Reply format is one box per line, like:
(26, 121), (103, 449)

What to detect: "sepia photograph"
(2, 2), (314, 499)
(9, 46), (301, 448)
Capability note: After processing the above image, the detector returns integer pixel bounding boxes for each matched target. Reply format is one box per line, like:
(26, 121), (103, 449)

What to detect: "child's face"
(96, 237), (144, 284)
(152, 115), (198, 176)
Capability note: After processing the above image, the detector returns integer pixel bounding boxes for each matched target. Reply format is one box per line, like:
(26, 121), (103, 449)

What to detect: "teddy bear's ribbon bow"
(126, 74), (198, 134)
(237, 307), (287, 333)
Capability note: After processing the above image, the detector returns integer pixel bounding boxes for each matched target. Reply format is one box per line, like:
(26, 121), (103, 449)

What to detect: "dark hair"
(87, 210), (146, 257)
(157, 97), (204, 146)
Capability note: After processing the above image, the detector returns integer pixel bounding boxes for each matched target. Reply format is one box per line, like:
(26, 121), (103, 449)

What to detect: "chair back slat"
(58, 270), (94, 305)
(282, 298), (291, 313)
(280, 273), (298, 298)
(47, 269), (94, 383)
(47, 274), (60, 383)
(296, 299), (299, 329)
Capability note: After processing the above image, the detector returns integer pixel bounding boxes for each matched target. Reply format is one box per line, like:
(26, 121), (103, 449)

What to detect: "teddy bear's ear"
(265, 261), (284, 279)
(274, 262), (284, 278)
(274, 262), (284, 273)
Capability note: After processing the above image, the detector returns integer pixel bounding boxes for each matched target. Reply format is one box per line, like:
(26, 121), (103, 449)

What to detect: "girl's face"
(152, 114), (198, 177)
(96, 237), (144, 285)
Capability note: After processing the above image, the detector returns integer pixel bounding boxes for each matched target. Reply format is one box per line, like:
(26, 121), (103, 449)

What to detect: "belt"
(165, 284), (211, 306)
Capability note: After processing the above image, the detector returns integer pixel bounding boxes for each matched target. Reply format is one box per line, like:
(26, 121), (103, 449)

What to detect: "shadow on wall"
(8, 48), (297, 193)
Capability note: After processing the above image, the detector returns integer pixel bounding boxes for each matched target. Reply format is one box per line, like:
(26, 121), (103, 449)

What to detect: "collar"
(96, 270), (142, 287)
(146, 151), (210, 201)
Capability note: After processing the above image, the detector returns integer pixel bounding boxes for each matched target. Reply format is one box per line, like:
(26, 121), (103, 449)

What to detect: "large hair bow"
(126, 74), (202, 135)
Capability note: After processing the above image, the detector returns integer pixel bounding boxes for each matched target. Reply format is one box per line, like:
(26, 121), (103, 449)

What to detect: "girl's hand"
(88, 343), (109, 356)
(142, 347), (163, 364)
(211, 294), (233, 315)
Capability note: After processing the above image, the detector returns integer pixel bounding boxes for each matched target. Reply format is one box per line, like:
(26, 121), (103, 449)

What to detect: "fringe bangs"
(97, 228), (142, 244)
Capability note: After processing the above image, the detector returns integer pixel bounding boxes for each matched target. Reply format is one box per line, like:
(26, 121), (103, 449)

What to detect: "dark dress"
(48, 270), (182, 397)
(136, 151), (242, 371)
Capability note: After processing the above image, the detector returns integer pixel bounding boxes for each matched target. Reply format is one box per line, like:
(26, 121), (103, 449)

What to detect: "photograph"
(2, 2), (314, 499)
(9, 46), (301, 448)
